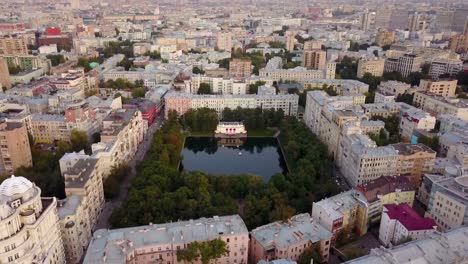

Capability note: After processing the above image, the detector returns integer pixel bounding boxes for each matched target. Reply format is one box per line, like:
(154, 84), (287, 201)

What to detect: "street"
(94, 117), (164, 231)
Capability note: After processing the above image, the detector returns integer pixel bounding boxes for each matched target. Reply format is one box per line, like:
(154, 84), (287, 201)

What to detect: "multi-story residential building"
(0, 36), (28, 55)
(250, 214), (332, 263)
(0, 175), (65, 264)
(429, 59), (463, 79)
(377, 81), (410, 96)
(419, 79), (457, 97)
(65, 100), (99, 137)
(312, 190), (369, 240)
(30, 114), (71, 143)
(339, 133), (399, 187)
(361, 102), (401, 118)
(439, 114), (468, 134)
(391, 143), (436, 186)
(92, 109), (146, 176)
(164, 92), (299, 117)
(103, 67), (153, 82)
(425, 175), (468, 231)
(124, 98), (158, 126)
(398, 103), (436, 141)
(259, 67), (331, 82)
(302, 79), (368, 96)
(357, 57), (385, 78)
(58, 153), (105, 264)
(0, 57), (11, 89)
(384, 53), (423, 77)
(2, 54), (50, 71)
(375, 30), (395, 47)
(0, 121), (32, 175)
(356, 176), (415, 223)
(229, 59), (252, 78)
(374, 91), (395, 103)
(378, 204), (437, 246)
(285, 31), (296, 52)
(448, 34), (468, 53)
(412, 91), (468, 120)
(83, 215), (249, 264)
(302, 50), (326, 70)
(191, 76), (247, 95)
(216, 31), (233, 51)
(304, 40), (323, 50)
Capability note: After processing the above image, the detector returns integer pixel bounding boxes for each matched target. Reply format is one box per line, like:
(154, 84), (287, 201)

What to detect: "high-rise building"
(449, 34), (468, 53)
(304, 40), (323, 50)
(384, 53), (423, 77)
(435, 11), (454, 31)
(0, 121), (32, 175)
(285, 31), (295, 52)
(452, 8), (468, 32)
(389, 9), (409, 30)
(302, 50), (326, 70)
(229, 59), (252, 78)
(0, 57), (11, 89)
(361, 11), (371, 31)
(216, 31), (233, 51)
(0, 36), (28, 55)
(375, 8), (392, 28)
(357, 57), (385, 78)
(0, 175), (65, 263)
(408, 12), (422, 33)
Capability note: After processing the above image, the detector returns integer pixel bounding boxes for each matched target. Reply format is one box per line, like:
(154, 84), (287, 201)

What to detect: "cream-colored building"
(250, 214), (332, 263)
(398, 103), (436, 141)
(413, 91), (468, 121)
(375, 30), (395, 47)
(83, 215), (249, 264)
(229, 59), (252, 78)
(216, 31), (233, 51)
(377, 81), (410, 96)
(448, 34), (468, 53)
(302, 50), (326, 70)
(0, 36), (28, 55)
(30, 114), (71, 143)
(190, 75), (247, 95)
(0, 57), (11, 89)
(304, 40), (324, 50)
(391, 143), (436, 186)
(357, 57), (385, 78)
(419, 79), (457, 97)
(0, 122), (32, 175)
(0, 176), (65, 264)
(259, 66), (331, 82)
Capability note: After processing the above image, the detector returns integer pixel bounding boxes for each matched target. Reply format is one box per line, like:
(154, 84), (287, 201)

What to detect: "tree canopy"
(177, 239), (229, 264)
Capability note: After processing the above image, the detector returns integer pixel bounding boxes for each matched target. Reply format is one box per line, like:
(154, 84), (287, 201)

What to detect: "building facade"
(302, 50), (326, 70)
(229, 59), (252, 78)
(0, 122), (32, 175)
(357, 58), (385, 78)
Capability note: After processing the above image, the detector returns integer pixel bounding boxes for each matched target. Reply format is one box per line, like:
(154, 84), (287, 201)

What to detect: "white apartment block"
(357, 57), (385, 78)
(103, 67), (153, 82)
(374, 91), (396, 103)
(429, 58), (463, 79)
(377, 81), (410, 96)
(164, 92), (299, 117)
(250, 214), (332, 263)
(0, 176), (65, 264)
(398, 103), (436, 141)
(302, 79), (369, 96)
(413, 91), (468, 121)
(83, 215), (249, 264)
(190, 75), (247, 95)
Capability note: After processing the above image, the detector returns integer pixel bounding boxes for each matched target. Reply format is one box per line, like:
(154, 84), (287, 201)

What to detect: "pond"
(180, 137), (288, 180)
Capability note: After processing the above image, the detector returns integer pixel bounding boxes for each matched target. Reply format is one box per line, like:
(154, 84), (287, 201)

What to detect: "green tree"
(248, 81), (266, 94)
(192, 66), (205, 74)
(177, 239), (229, 264)
(70, 129), (90, 154)
(132, 87), (146, 98)
(197, 83), (212, 94)
(46, 54), (66, 66)
(297, 246), (322, 264)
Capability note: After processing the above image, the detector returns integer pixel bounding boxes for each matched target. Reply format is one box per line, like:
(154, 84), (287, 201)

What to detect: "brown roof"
(355, 176), (415, 203)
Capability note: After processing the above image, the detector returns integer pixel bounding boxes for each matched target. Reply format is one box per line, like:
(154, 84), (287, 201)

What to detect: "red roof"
(384, 204), (437, 231)
(46, 27), (61, 35)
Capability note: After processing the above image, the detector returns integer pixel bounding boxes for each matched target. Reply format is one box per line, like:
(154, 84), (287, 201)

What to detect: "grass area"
(247, 128), (277, 137)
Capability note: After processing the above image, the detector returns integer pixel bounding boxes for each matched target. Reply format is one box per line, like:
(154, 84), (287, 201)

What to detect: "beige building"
(30, 114), (71, 143)
(250, 214), (332, 263)
(419, 79), (457, 97)
(357, 57), (385, 78)
(0, 122), (32, 175)
(58, 154), (105, 263)
(83, 215), (249, 264)
(285, 31), (296, 52)
(391, 143), (436, 186)
(0, 36), (28, 55)
(229, 59), (252, 78)
(377, 81), (410, 96)
(0, 176), (65, 264)
(0, 57), (11, 89)
(302, 50), (326, 70)
(413, 91), (468, 121)
(448, 34), (468, 53)
(216, 31), (233, 51)
(375, 30), (395, 47)
(304, 40), (324, 50)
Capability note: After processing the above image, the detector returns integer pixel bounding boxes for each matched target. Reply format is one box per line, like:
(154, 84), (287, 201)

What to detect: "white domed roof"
(0, 175), (34, 197)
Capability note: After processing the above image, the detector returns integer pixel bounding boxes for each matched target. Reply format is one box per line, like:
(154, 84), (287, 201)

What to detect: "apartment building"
(384, 54), (423, 77)
(302, 50), (326, 70)
(216, 31), (233, 51)
(377, 81), (410, 96)
(374, 91), (395, 103)
(391, 143), (436, 186)
(339, 133), (399, 187)
(164, 92), (299, 117)
(398, 103), (436, 141)
(429, 59), (463, 79)
(375, 30), (395, 47)
(65, 100), (99, 137)
(419, 79), (457, 97)
(2, 54), (49, 71)
(357, 57), (385, 78)
(425, 175), (468, 231)
(0, 36), (28, 55)
(413, 91), (468, 120)
(0, 57), (11, 89)
(378, 204), (437, 246)
(285, 32), (296, 52)
(304, 40), (324, 50)
(229, 59), (252, 78)
(448, 34), (468, 53)
(259, 67), (328, 82)
(345, 226), (468, 264)
(250, 214), (332, 263)
(312, 190), (369, 240)
(302, 79), (368, 96)
(103, 67), (153, 82)
(83, 215), (249, 264)
(191, 75), (247, 94)
(30, 114), (71, 143)
(58, 154), (105, 263)
(0, 122), (32, 175)
(0, 176), (65, 264)
(356, 176), (415, 223)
